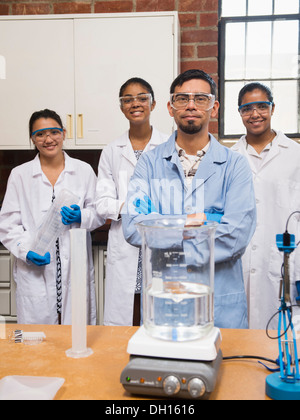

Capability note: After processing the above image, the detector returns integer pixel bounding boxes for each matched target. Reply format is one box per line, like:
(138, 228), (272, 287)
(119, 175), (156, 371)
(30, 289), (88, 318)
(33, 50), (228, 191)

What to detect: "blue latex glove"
(27, 251), (50, 266)
(61, 204), (81, 225)
(205, 212), (223, 223)
(134, 195), (158, 215)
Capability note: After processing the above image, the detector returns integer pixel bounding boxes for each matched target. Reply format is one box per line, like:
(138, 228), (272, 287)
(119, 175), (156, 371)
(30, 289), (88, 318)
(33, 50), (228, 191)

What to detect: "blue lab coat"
(122, 132), (256, 329)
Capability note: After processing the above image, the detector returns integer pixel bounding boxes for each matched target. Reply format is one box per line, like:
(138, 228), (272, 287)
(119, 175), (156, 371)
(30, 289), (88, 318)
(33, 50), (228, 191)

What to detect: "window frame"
(218, 4), (300, 140)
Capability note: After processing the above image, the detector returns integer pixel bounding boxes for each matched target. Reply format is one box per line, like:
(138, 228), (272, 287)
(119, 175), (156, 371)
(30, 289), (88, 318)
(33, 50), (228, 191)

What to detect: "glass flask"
(137, 218), (217, 342)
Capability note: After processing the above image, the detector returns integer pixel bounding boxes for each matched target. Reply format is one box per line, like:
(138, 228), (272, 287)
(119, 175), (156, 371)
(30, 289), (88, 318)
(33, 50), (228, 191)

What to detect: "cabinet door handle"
(77, 114), (83, 139)
(66, 114), (73, 139)
(0, 55), (6, 80)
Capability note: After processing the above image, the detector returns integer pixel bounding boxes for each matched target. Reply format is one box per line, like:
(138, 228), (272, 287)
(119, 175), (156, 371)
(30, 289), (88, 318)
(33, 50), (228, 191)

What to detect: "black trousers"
(133, 293), (141, 326)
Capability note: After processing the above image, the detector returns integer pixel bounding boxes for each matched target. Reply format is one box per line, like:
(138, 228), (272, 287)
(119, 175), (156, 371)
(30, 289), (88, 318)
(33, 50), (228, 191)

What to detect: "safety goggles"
(31, 127), (64, 142)
(119, 93), (152, 108)
(170, 92), (215, 111)
(239, 101), (273, 116)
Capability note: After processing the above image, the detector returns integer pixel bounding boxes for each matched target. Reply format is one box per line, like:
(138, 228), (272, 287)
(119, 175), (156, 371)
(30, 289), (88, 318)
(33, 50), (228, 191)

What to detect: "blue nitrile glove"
(26, 251), (51, 266)
(204, 212), (223, 223)
(61, 204), (81, 225)
(134, 195), (158, 215)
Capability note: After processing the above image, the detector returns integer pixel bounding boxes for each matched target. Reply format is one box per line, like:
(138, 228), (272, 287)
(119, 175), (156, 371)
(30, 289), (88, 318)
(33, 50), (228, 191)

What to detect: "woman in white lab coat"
(96, 78), (168, 326)
(0, 109), (99, 325)
(232, 83), (300, 330)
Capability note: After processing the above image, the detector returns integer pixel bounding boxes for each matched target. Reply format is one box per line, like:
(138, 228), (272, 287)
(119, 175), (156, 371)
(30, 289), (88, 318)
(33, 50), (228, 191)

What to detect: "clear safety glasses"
(239, 101), (273, 117)
(119, 93), (152, 108)
(31, 127), (64, 142)
(170, 92), (215, 111)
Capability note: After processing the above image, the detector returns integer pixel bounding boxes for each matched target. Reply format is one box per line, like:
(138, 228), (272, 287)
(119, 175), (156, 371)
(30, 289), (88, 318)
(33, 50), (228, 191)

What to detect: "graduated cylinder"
(66, 228), (93, 358)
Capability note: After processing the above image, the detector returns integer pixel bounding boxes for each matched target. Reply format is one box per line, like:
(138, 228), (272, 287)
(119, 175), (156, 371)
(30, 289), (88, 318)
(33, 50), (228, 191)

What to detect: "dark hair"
(119, 77), (155, 102)
(170, 69), (217, 97)
(29, 109), (63, 137)
(238, 83), (274, 106)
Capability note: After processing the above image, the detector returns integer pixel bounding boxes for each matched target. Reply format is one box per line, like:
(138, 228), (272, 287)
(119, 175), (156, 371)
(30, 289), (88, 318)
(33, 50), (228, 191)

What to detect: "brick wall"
(0, 0), (219, 203)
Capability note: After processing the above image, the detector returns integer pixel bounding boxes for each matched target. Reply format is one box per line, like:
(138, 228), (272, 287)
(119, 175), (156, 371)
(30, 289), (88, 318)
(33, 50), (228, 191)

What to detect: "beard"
(178, 120), (203, 135)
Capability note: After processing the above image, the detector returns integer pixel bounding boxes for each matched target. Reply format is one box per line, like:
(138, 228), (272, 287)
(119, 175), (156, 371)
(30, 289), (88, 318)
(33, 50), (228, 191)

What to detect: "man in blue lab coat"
(122, 69), (256, 329)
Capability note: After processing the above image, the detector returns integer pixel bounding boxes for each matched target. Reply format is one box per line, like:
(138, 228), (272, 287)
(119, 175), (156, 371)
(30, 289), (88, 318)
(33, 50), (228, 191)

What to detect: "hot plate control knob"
(188, 378), (206, 398)
(163, 375), (180, 395)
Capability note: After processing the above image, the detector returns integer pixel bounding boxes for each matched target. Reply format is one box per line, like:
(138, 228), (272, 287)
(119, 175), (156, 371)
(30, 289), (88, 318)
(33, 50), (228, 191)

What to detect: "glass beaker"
(137, 218), (217, 342)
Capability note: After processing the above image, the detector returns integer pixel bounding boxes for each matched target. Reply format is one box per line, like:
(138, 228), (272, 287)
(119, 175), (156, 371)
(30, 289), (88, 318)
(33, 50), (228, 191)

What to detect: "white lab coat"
(0, 152), (100, 325)
(232, 132), (300, 329)
(96, 128), (168, 325)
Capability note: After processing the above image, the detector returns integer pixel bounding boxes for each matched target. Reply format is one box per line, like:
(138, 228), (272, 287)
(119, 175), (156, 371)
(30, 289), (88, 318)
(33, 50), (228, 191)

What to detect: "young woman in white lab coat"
(0, 109), (100, 325)
(96, 78), (168, 326)
(232, 83), (300, 330)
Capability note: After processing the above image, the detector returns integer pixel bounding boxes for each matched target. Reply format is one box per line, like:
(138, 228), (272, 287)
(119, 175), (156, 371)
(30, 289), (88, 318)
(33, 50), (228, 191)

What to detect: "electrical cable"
(265, 306), (294, 340)
(223, 355), (277, 364)
(285, 211), (300, 232)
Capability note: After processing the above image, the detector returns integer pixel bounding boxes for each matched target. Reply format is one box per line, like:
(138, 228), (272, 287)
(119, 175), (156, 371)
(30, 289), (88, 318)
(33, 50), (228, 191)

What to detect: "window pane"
(224, 81), (246, 135)
(225, 23), (246, 79)
(272, 21), (299, 78)
(221, 0), (300, 137)
(245, 22), (272, 79)
(248, 0), (273, 16)
(222, 0), (246, 17)
(274, 0), (300, 14)
(272, 80), (298, 133)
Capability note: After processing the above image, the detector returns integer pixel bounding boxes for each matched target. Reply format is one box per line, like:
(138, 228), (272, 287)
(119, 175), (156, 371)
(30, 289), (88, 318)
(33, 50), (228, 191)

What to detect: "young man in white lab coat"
(122, 69), (257, 329)
(232, 83), (300, 330)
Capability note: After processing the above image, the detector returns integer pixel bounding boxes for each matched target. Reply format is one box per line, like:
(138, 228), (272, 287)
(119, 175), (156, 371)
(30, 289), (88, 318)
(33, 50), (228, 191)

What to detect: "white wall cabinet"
(0, 12), (179, 150)
(0, 248), (16, 323)
(0, 18), (75, 149)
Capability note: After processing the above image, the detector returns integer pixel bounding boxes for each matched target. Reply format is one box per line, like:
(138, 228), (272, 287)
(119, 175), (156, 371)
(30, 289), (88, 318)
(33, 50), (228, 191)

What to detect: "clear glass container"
(137, 218), (217, 342)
